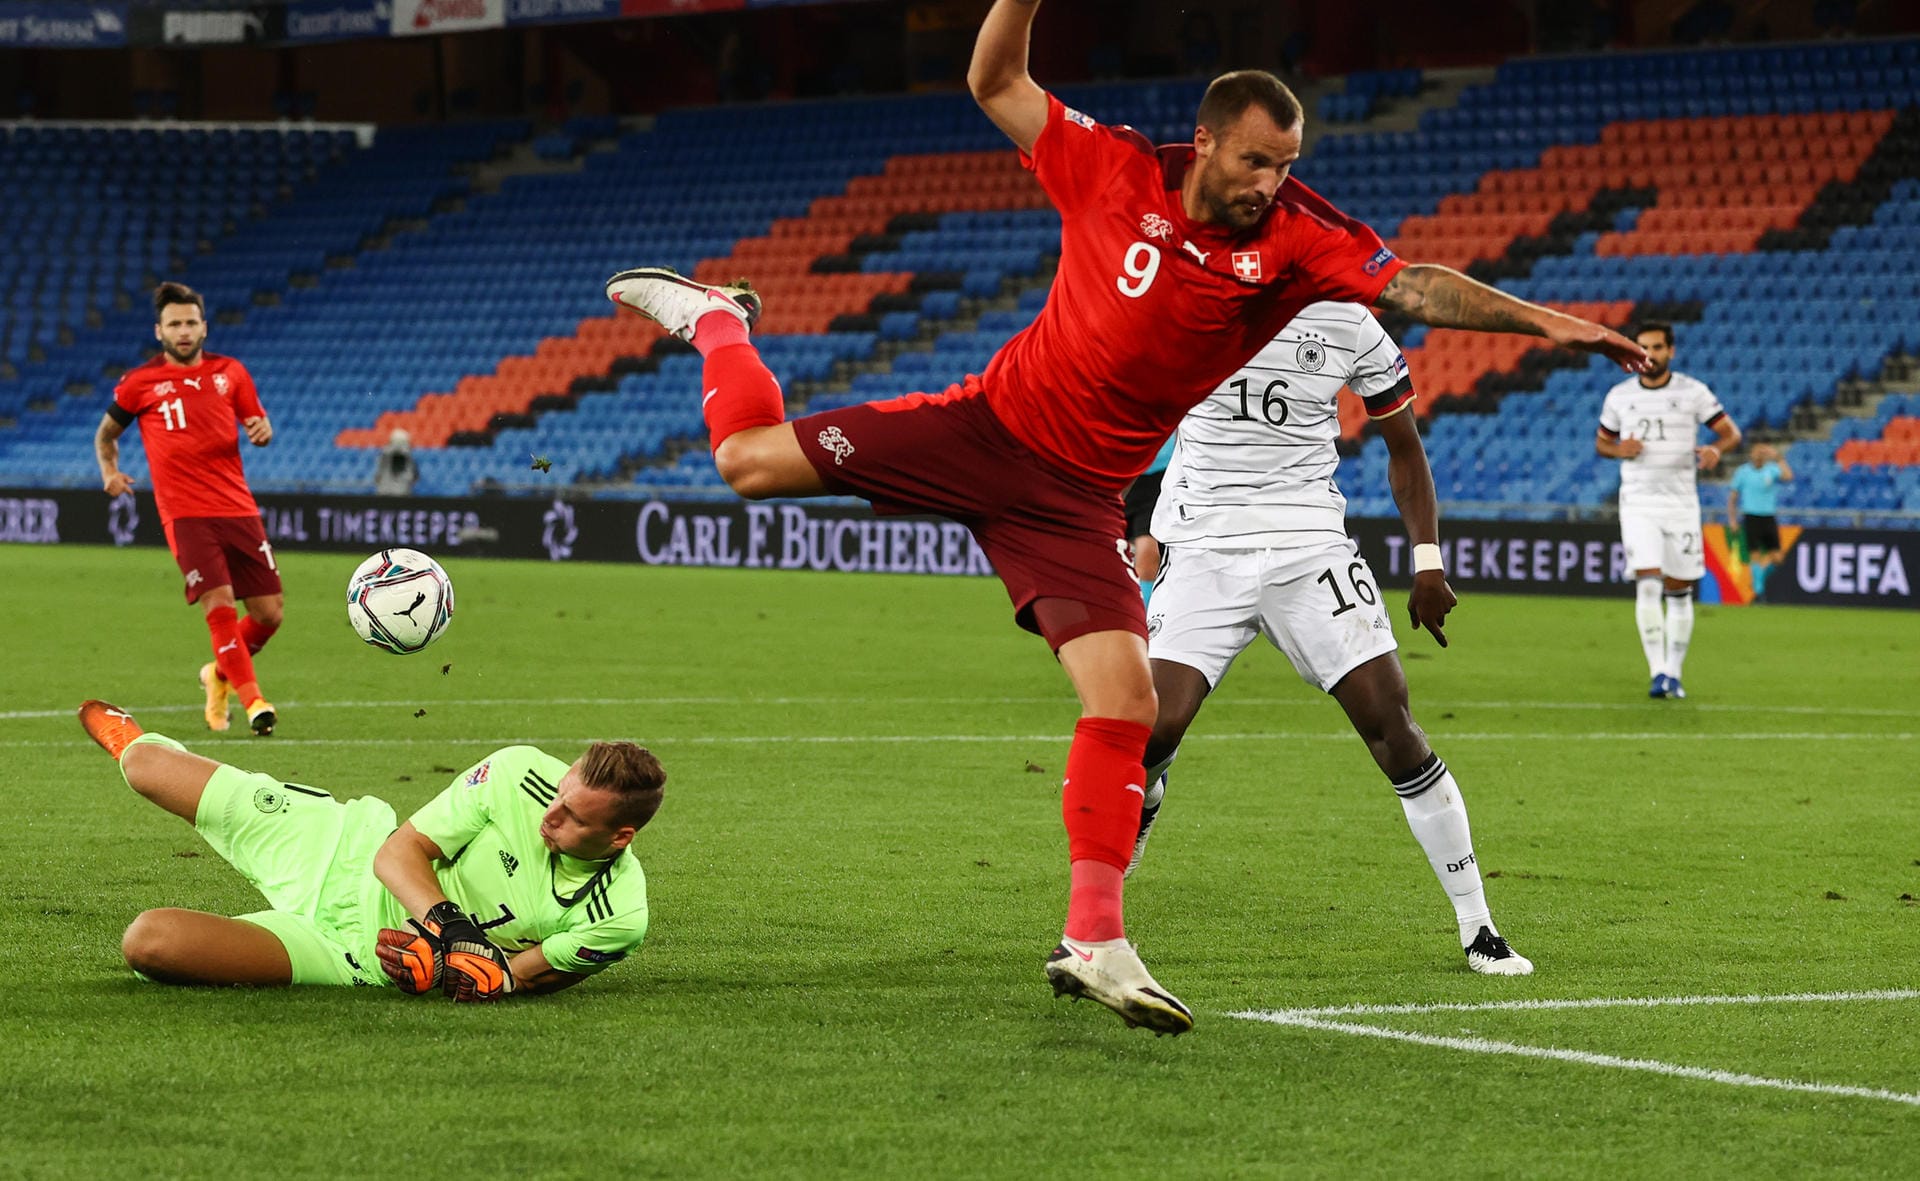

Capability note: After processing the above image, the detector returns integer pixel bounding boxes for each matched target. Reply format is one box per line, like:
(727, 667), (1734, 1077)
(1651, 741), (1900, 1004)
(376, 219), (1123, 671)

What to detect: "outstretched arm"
(1376, 406), (1456, 647)
(968, 0), (1048, 154)
(1377, 263), (1649, 372)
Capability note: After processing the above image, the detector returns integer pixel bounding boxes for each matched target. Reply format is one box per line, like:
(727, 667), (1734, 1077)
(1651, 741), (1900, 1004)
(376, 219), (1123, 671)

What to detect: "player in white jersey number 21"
(1596, 321), (1741, 700)
(1134, 301), (1531, 975)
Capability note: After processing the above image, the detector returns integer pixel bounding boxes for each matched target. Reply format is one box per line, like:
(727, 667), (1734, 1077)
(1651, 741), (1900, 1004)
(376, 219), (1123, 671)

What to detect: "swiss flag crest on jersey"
(1231, 251), (1263, 282)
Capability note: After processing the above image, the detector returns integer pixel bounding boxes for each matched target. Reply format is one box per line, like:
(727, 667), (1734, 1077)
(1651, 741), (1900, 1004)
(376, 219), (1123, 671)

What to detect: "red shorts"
(794, 385), (1144, 647)
(164, 515), (282, 604)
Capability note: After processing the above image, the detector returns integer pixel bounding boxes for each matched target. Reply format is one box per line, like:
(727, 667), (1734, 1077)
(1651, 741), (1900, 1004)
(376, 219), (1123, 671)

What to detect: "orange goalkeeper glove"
(376, 903), (516, 1000)
(426, 901), (517, 1003)
(376, 919), (445, 995)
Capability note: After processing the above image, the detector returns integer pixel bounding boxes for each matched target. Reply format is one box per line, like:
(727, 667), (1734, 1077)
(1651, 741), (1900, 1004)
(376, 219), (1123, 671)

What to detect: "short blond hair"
(579, 741), (666, 829)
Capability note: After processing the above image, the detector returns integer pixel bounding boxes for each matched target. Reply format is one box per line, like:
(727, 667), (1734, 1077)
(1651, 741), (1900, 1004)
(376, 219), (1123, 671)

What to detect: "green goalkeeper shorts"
(193, 760), (400, 987)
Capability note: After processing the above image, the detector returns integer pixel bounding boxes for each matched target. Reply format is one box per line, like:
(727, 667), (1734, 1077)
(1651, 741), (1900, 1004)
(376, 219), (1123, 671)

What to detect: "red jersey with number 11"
(979, 94), (1406, 491)
(110, 352), (265, 525)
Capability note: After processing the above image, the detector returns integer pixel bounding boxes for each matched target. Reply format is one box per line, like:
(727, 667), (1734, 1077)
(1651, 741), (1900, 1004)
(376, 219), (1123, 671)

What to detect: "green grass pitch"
(3, 543), (1917, 1178)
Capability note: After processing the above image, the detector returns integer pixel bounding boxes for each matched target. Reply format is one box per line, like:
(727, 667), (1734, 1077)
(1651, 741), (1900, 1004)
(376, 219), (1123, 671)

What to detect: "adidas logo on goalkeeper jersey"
(499, 849), (519, 877)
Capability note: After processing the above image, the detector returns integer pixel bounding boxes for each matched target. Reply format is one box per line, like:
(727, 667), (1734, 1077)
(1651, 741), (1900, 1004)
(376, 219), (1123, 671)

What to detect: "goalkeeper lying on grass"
(78, 700), (663, 1000)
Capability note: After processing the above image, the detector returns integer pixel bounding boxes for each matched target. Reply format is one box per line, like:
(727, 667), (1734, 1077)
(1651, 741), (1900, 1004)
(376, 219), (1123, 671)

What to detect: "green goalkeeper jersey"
(385, 746), (650, 977)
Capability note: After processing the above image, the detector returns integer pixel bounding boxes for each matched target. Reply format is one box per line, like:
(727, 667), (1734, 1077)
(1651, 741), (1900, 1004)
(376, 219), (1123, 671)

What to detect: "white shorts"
(1147, 540), (1399, 693)
(1620, 503), (1705, 580)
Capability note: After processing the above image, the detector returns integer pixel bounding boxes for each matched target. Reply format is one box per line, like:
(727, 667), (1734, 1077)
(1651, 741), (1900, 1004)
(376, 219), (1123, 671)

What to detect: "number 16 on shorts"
(1148, 542), (1398, 694)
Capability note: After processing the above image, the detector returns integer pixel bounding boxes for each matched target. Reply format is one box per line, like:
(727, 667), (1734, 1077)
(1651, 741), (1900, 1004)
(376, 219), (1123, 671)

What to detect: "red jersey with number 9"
(979, 93), (1406, 491)
(110, 352), (266, 525)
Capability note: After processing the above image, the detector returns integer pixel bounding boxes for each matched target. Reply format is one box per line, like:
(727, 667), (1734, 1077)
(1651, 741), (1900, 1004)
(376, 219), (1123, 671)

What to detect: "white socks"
(1393, 754), (1494, 948)
(1157, 744), (1502, 949)
(1635, 576), (1665, 677)
(1663, 587), (1694, 680)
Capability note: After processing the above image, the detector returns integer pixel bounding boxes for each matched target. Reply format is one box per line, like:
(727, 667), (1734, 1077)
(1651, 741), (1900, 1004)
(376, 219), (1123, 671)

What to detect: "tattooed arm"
(1376, 263), (1649, 371)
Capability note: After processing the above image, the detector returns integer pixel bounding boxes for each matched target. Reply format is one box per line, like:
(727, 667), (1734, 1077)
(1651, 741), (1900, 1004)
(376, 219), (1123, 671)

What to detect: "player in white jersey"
(1596, 322), (1741, 699)
(1134, 301), (1531, 976)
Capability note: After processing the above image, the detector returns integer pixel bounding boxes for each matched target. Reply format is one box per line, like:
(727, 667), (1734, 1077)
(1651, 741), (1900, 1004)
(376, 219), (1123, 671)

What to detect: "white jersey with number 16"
(1151, 301), (1414, 552)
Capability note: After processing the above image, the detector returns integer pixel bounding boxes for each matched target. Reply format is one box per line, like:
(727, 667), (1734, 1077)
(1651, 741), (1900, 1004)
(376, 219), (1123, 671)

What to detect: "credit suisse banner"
(506, 0), (620, 24)
(619, 0), (744, 14)
(6, 486), (1912, 609)
(389, 0), (503, 36)
(0, 2), (128, 47)
(20, 0), (823, 46)
(285, 0), (390, 44)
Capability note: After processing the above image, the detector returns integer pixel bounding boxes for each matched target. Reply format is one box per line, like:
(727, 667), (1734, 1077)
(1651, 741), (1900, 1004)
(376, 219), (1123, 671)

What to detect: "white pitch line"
(1363, 700), (1920, 720)
(2, 695), (1914, 722)
(2, 733), (1330, 751)
(1234, 1012), (1920, 1108)
(1420, 732), (1918, 741)
(0, 696), (815, 720)
(1229, 989), (1920, 1108)
(1241, 987), (1920, 1020)
(3, 730), (1914, 751)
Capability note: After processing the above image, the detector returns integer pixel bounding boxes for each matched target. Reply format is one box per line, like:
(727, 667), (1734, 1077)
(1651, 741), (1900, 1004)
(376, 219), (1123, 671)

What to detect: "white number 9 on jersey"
(1116, 242), (1161, 298)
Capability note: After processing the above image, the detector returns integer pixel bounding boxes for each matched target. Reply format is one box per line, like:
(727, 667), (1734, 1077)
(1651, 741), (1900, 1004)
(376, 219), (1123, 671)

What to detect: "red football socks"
(237, 614), (278, 655)
(1067, 860), (1127, 944)
(205, 605), (262, 705)
(1061, 716), (1151, 943)
(701, 342), (786, 451)
(689, 307), (750, 356)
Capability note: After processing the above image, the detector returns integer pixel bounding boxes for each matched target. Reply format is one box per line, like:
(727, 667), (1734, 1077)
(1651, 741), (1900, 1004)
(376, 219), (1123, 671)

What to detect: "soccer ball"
(347, 548), (454, 654)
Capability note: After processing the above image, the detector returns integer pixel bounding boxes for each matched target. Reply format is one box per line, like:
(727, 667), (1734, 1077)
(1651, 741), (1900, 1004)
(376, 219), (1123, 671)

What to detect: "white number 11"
(158, 397), (187, 431)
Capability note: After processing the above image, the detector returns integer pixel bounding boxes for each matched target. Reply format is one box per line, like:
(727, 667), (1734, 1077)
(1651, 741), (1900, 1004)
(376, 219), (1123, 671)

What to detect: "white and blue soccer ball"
(347, 548), (454, 654)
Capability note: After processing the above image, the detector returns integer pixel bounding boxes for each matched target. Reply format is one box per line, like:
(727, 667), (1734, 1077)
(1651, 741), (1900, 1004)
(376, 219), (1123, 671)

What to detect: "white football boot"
(1464, 926), (1534, 976)
(1046, 936), (1194, 1035)
(605, 267), (761, 341)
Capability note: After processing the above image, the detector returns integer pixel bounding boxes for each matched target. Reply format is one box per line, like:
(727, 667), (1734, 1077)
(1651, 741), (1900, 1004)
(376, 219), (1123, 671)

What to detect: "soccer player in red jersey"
(605, 0), (1650, 1034)
(95, 282), (283, 737)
